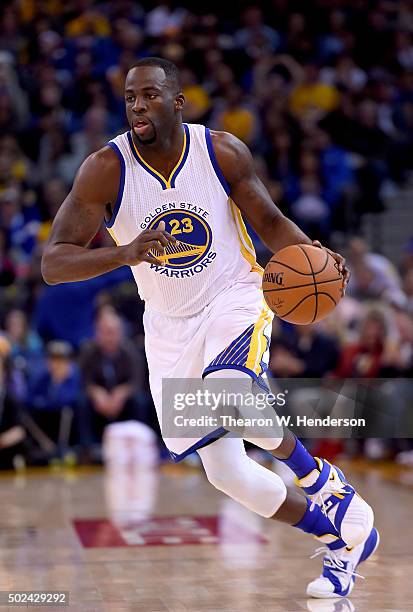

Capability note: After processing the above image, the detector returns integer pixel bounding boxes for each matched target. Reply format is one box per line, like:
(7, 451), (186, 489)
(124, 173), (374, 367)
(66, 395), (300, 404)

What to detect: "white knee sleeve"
(198, 437), (287, 518)
(244, 437), (283, 451)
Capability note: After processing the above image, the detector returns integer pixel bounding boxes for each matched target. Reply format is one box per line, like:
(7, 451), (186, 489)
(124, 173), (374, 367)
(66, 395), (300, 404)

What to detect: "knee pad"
(200, 442), (287, 518)
(204, 463), (234, 493)
(245, 437), (284, 451)
(242, 461), (287, 517)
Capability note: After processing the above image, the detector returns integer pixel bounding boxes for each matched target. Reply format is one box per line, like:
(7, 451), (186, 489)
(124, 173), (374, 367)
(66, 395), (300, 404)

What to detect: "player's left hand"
(312, 240), (350, 296)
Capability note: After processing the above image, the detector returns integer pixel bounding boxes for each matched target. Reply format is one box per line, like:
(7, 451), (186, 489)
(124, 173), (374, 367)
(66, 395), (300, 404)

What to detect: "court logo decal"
(73, 516), (267, 547)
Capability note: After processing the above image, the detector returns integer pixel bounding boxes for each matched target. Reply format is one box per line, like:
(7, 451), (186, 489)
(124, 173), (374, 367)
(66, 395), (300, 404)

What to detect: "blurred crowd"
(1, 0), (413, 467)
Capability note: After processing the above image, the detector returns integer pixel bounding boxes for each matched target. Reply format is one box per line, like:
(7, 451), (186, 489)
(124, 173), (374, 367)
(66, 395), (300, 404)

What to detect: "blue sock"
(279, 435), (317, 478)
(294, 497), (339, 544)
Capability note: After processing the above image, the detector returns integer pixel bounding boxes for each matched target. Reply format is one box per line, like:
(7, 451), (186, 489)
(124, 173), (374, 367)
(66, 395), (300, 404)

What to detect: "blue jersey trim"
(210, 324), (255, 367)
(105, 141), (126, 228)
(202, 364), (258, 380)
(127, 131), (166, 190)
(127, 125), (190, 190)
(170, 123), (190, 188)
(168, 427), (229, 462)
(203, 366), (271, 397)
(204, 127), (230, 196)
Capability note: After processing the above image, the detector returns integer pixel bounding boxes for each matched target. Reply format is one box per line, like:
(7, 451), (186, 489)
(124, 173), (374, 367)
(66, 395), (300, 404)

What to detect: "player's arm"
(212, 131), (349, 284)
(41, 147), (176, 285)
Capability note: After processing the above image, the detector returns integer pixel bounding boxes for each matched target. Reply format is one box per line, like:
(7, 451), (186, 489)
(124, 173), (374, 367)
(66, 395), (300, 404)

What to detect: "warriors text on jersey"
(105, 123), (263, 317)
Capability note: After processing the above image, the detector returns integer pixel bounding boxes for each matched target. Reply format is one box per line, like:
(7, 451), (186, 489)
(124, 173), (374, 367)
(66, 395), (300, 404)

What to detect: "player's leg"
(258, 430), (379, 598)
(198, 436), (286, 517)
(202, 290), (374, 550)
(202, 369), (346, 536)
(245, 426), (374, 548)
(203, 365), (377, 594)
(197, 403), (379, 600)
(197, 435), (346, 545)
(143, 307), (222, 460)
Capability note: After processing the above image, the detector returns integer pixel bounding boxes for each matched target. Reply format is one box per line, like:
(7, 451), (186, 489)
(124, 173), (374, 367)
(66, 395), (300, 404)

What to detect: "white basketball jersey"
(106, 123), (263, 317)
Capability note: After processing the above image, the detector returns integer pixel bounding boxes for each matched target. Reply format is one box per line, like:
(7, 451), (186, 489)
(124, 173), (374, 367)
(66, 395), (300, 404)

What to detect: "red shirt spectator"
(334, 307), (392, 378)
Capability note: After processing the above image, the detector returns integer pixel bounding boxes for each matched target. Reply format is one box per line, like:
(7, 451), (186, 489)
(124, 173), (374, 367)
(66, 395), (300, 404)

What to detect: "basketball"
(262, 244), (344, 324)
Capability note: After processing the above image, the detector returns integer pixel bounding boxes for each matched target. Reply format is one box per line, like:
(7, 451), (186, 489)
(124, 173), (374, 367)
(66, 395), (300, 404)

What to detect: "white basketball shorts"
(143, 281), (274, 461)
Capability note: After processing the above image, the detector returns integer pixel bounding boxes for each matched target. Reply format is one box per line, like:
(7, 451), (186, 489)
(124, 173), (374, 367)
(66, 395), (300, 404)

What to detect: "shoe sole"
(307, 527), (380, 599)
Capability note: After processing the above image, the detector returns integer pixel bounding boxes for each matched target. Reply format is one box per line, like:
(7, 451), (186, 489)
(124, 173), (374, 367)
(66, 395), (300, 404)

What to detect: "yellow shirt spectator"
(66, 11), (111, 37)
(182, 85), (210, 121)
(218, 107), (255, 144)
(289, 83), (340, 117)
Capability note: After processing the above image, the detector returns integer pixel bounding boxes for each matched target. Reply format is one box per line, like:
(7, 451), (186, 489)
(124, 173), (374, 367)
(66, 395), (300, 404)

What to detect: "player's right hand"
(120, 221), (177, 266)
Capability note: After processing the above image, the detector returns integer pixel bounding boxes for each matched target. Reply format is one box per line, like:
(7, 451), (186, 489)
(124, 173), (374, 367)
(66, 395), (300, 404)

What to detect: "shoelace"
(309, 480), (351, 516)
(309, 486), (340, 515)
(310, 546), (365, 580)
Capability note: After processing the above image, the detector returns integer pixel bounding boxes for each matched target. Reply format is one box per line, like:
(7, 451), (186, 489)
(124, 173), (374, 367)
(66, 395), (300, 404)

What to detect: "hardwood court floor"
(0, 459), (411, 612)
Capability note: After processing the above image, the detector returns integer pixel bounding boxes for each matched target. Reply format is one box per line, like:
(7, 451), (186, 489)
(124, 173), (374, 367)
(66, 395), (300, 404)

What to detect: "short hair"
(130, 57), (181, 91)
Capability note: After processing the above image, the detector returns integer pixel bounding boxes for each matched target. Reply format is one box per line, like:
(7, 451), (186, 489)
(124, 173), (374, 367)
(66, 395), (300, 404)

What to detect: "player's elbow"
(41, 250), (61, 285)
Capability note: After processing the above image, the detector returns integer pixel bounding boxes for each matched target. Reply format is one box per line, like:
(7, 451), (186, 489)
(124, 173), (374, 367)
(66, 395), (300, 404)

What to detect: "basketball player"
(42, 58), (378, 598)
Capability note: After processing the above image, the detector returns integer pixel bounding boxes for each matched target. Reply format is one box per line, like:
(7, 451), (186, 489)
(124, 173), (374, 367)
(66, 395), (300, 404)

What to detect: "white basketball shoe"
(296, 457), (374, 548)
(307, 527), (380, 598)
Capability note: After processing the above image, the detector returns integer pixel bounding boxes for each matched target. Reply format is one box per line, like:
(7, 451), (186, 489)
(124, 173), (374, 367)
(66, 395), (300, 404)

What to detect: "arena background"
(0, 2), (413, 608)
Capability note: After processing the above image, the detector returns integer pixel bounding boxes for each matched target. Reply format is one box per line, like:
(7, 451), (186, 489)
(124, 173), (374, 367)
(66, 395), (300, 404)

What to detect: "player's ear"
(175, 93), (185, 112)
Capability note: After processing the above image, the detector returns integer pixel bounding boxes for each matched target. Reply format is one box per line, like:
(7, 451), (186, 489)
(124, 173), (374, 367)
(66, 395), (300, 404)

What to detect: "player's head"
(125, 57), (184, 145)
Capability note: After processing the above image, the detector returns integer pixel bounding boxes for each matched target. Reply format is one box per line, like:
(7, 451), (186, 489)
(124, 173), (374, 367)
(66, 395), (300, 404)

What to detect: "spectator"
(3, 308), (44, 401)
(181, 69), (211, 123)
(347, 237), (403, 302)
(312, 129), (356, 216)
(235, 6), (280, 58)
(4, 308), (43, 365)
(214, 86), (257, 144)
(320, 54), (367, 93)
(70, 106), (112, 163)
(0, 334), (26, 469)
(145, 1), (187, 38)
(289, 175), (331, 241)
(289, 61), (340, 120)
(25, 341), (81, 450)
(79, 310), (146, 448)
(269, 323), (339, 378)
(334, 306), (403, 378)
(65, 6), (111, 38)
